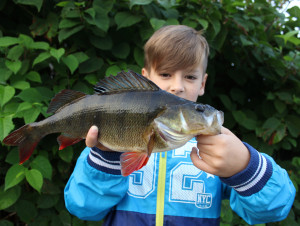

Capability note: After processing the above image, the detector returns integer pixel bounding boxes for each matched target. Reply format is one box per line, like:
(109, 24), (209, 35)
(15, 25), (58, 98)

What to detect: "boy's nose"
(170, 77), (184, 94)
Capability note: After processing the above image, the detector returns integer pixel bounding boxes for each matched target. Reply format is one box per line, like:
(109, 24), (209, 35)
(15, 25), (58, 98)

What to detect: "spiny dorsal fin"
(47, 89), (86, 114)
(94, 70), (160, 94)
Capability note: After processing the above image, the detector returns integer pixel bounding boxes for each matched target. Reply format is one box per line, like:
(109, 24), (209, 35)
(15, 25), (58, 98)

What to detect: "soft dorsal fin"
(47, 89), (86, 114)
(94, 70), (160, 94)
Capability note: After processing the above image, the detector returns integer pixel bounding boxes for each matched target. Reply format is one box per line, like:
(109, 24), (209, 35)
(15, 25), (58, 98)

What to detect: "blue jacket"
(64, 139), (295, 225)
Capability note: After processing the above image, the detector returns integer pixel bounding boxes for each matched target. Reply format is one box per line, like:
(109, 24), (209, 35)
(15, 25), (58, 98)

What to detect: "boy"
(64, 25), (295, 225)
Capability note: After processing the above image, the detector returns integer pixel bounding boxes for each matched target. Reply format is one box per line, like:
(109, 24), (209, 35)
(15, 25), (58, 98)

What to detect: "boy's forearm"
(87, 147), (123, 175)
(64, 147), (128, 221)
(221, 143), (296, 224)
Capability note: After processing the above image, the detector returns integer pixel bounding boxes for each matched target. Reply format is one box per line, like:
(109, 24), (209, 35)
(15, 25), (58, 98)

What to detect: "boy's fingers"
(190, 147), (212, 173)
(86, 125), (99, 147)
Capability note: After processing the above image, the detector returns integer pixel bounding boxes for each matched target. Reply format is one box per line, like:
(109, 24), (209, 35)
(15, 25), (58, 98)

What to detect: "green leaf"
(219, 94), (232, 110)
(263, 117), (281, 130)
(35, 87), (54, 101)
(5, 60), (22, 74)
(31, 155), (53, 179)
(26, 71), (42, 83)
(7, 45), (24, 61)
(232, 110), (257, 130)
(0, 115), (14, 142)
(59, 18), (80, 29)
(0, 185), (21, 210)
(274, 100), (286, 114)
(59, 210), (72, 225)
(134, 47), (144, 67)
(0, 64), (13, 83)
(93, 6), (110, 32)
(58, 146), (73, 163)
(84, 74), (98, 85)
(165, 18), (179, 26)
(276, 30), (299, 45)
(0, 85), (15, 108)
(130, 0), (152, 9)
(150, 18), (166, 30)
(18, 34), (34, 49)
(62, 54), (79, 74)
(209, 17), (221, 36)
(115, 12), (142, 30)
(25, 169), (43, 192)
(11, 80), (30, 90)
(73, 52), (89, 64)
(79, 57), (103, 74)
(16, 102), (33, 114)
(37, 194), (59, 209)
(5, 148), (19, 165)
(17, 88), (42, 103)
(273, 124), (286, 144)
(58, 25), (84, 42)
(23, 105), (41, 124)
(32, 51), (51, 66)
(15, 199), (38, 223)
(106, 65), (122, 76)
(197, 18), (209, 30)
(286, 115), (300, 137)
(89, 35), (113, 50)
(0, 37), (19, 47)
(5, 164), (26, 191)
(15, 0), (43, 12)
(213, 27), (228, 51)
(112, 42), (130, 59)
(28, 41), (49, 50)
(240, 35), (253, 46)
(17, 87), (52, 104)
(50, 47), (65, 62)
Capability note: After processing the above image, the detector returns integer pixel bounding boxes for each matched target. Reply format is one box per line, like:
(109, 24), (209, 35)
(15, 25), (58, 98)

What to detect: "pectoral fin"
(120, 152), (149, 177)
(120, 130), (155, 176)
(57, 134), (83, 150)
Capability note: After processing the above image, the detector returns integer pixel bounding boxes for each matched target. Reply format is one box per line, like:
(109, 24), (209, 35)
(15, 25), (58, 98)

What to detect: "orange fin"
(57, 134), (82, 150)
(3, 124), (40, 164)
(120, 152), (149, 177)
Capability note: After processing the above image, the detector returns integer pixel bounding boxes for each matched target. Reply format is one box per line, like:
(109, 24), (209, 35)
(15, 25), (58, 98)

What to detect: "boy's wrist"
(220, 142), (273, 196)
(87, 147), (123, 175)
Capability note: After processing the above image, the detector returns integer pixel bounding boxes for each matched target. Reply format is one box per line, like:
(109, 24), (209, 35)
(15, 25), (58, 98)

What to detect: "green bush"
(0, 0), (299, 225)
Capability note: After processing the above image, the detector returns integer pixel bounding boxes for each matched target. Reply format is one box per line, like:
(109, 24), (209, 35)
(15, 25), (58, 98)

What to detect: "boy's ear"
(198, 73), (208, 96)
(141, 68), (149, 78)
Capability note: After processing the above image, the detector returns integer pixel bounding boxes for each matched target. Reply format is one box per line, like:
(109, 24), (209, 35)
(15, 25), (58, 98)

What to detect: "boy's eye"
(185, 75), (197, 80)
(160, 73), (171, 78)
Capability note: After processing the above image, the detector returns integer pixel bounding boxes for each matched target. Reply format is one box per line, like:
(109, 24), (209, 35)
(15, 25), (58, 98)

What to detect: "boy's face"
(142, 65), (207, 102)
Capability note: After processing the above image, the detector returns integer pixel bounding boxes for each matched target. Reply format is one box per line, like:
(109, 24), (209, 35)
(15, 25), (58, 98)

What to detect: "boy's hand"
(190, 127), (250, 178)
(86, 125), (111, 151)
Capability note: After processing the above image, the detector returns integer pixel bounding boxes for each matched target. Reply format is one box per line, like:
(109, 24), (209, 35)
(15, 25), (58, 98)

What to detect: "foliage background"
(0, 0), (299, 225)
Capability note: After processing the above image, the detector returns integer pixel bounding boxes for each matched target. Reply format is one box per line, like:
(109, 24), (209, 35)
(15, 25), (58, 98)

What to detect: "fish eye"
(195, 104), (205, 112)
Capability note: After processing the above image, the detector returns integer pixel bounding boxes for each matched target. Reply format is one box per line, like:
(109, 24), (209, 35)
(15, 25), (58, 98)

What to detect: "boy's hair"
(144, 25), (209, 75)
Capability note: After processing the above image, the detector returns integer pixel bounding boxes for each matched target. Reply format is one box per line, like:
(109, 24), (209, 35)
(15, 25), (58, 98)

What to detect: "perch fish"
(3, 70), (224, 176)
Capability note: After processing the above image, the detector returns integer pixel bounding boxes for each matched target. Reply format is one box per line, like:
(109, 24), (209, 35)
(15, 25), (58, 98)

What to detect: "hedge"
(0, 0), (299, 225)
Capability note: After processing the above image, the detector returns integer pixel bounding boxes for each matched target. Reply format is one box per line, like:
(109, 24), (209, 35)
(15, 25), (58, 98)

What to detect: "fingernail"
(196, 148), (202, 159)
(91, 125), (98, 132)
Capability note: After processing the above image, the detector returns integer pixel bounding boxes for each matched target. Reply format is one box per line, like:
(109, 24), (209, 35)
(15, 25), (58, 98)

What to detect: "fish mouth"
(155, 120), (193, 145)
(204, 111), (224, 127)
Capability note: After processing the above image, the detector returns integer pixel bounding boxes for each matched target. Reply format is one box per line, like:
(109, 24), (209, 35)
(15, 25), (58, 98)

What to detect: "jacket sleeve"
(64, 147), (128, 221)
(220, 143), (296, 225)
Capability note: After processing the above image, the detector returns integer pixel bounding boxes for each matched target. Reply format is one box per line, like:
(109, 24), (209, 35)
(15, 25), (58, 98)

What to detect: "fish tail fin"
(3, 124), (41, 164)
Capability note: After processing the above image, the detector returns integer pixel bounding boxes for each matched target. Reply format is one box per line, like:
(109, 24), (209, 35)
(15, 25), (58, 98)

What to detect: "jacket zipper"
(156, 152), (167, 226)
